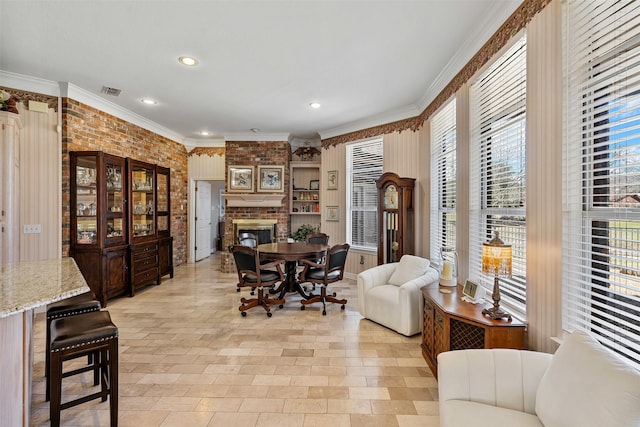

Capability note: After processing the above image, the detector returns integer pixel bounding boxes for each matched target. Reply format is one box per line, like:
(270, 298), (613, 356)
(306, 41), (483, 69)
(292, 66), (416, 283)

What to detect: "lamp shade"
(481, 232), (512, 278)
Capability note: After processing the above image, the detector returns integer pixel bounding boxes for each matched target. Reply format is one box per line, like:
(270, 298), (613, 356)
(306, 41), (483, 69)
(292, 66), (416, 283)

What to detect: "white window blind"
(470, 34), (527, 314)
(564, 0), (640, 367)
(430, 98), (457, 260)
(346, 138), (383, 250)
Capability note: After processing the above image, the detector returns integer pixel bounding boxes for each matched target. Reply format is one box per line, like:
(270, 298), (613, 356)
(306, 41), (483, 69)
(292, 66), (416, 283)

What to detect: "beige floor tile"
(30, 254), (441, 427)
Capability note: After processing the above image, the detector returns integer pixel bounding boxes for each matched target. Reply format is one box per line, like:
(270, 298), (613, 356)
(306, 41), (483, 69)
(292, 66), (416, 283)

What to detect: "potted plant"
(291, 224), (317, 242)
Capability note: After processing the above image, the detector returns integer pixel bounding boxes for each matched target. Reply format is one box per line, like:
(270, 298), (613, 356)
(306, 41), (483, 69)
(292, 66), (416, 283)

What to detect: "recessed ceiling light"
(178, 56), (199, 66)
(141, 98), (157, 105)
(250, 128), (260, 133)
(309, 102), (321, 109)
(199, 131), (210, 136)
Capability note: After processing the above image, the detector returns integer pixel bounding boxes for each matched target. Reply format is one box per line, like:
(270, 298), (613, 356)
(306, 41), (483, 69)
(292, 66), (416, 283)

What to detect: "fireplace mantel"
(223, 193), (286, 207)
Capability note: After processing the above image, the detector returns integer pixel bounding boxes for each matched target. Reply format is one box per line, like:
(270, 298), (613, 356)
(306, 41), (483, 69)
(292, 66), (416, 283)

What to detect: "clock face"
(384, 185), (398, 209)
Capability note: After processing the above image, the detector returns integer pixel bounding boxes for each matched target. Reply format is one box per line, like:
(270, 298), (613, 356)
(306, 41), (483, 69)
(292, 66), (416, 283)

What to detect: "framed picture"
(228, 165), (254, 192)
(309, 179), (320, 190)
(257, 165), (285, 192)
(327, 170), (338, 190)
(326, 206), (339, 221)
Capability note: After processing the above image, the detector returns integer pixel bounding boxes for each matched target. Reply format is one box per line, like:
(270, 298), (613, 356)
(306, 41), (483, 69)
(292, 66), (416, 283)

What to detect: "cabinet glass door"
(131, 164), (155, 238)
(75, 155), (98, 245)
(105, 159), (126, 243)
(156, 167), (170, 237)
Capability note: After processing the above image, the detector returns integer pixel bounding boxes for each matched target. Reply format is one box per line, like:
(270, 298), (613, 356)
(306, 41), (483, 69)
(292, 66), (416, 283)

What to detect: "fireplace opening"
(232, 219), (277, 245)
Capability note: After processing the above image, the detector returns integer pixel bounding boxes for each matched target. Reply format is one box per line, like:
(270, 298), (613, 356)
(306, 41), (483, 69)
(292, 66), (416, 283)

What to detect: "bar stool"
(46, 292), (102, 402)
(49, 310), (119, 427)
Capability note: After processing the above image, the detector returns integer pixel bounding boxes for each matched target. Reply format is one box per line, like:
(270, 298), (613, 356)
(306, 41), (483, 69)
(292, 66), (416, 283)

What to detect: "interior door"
(195, 181), (212, 261)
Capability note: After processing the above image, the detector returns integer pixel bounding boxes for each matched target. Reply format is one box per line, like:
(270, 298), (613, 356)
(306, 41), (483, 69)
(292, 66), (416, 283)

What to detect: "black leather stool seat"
(47, 292), (101, 320)
(49, 310), (119, 427)
(50, 310), (118, 351)
(45, 291), (101, 402)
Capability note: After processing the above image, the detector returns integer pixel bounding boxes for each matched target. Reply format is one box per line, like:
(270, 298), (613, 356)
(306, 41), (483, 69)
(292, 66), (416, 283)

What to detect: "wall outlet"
(23, 224), (41, 234)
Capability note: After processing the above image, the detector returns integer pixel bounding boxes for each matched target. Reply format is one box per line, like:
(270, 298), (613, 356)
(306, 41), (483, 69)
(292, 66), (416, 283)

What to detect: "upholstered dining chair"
(238, 231), (258, 247)
(299, 243), (349, 315)
(231, 244), (286, 317)
(303, 232), (330, 289)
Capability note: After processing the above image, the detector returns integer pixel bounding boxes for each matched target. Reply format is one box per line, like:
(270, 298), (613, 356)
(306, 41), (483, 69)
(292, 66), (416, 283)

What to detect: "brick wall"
(62, 98), (188, 265)
(221, 141), (290, 273)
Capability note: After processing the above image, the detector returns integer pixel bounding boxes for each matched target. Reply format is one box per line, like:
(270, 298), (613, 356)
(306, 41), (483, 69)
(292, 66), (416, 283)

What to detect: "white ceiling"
(0, 0), (521, 145)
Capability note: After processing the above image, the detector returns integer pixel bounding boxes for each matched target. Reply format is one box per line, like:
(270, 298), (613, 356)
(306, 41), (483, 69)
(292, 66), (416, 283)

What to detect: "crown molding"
(182, 137), (225, 152)
(224, 132), (290, 142)
(0, 70), (60, 97)
(59, 82), (186, 145)
(318, 104), (421, 140)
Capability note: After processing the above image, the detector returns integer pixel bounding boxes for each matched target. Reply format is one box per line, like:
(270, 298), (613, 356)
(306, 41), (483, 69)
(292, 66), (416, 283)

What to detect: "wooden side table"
(421, 283), (526, 378)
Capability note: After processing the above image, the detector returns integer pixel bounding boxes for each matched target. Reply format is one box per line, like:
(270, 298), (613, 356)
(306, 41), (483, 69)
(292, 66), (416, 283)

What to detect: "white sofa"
(357, 255), (439, 336)
(438, 330), (640, 427)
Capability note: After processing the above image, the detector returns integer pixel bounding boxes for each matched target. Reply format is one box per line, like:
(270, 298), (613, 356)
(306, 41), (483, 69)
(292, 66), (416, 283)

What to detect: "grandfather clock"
(376, 172), (415, 265)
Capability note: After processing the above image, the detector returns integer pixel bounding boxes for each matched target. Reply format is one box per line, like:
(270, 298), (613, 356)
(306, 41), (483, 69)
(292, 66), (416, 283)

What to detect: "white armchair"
(438, 330), (640, 427)
(357, 255), (439, 336)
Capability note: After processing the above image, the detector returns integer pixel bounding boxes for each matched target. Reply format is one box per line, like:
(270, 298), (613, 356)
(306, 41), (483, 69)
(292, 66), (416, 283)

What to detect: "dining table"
(257, 242), (327, 300)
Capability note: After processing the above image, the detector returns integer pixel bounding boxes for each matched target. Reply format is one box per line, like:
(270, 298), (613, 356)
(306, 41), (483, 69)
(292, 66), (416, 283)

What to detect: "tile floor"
(30, 253), (440, 426)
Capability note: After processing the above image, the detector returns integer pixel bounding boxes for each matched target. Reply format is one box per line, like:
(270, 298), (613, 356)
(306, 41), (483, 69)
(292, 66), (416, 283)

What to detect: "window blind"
(564, 0), (640, 367)
(470, 34), (527, 314)
(346, 138), (383, 250)
(430, 98), (457, 261)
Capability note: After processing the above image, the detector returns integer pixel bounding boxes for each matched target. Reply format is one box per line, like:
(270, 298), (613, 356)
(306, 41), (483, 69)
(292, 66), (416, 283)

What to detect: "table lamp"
(481, 231), (512, 321)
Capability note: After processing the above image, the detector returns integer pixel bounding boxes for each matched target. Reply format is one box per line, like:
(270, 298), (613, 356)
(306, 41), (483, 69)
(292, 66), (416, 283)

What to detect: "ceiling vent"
(101, 86), (122, 96)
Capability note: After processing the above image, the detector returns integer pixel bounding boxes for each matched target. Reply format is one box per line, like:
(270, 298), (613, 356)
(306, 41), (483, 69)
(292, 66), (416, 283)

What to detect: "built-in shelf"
(223, 193), (286, 207)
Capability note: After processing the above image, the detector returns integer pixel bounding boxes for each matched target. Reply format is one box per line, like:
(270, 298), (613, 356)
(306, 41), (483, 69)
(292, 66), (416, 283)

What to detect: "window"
(346, 138), (383, 250)
(430, 98), (457, 259)
(470, 34), (527, 314)
(564, 0), (640, 367)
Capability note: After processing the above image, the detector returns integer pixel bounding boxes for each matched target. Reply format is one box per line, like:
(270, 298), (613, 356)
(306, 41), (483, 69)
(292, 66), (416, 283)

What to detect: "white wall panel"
(19, 105), (59, 261)
(188, 153), (225, 180)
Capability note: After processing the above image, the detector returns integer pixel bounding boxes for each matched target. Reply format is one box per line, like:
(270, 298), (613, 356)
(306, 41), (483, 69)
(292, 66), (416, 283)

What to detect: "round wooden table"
(257, 242), (327, 299)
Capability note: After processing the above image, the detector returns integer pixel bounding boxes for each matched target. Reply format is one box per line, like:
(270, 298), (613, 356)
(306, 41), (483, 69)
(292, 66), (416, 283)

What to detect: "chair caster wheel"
(236, 288), (240, 292)
(241, 311), (247, 317)
(267, 312), (272, 317)
(279, 304), (284, 309)
(341, 305), (345, 310)
(322, 310), (327, 316)
(300, 306), (305, 310)
(332, 292), (337, 297)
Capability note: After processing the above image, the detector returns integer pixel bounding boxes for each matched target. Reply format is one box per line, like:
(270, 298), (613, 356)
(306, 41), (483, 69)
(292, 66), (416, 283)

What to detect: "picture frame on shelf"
(257, 165), (285, 192)
(326, 206), (339, 221)
(327, 170), (338, 190)
(309, 179), (320, 190)
(228, 165), (254, 192)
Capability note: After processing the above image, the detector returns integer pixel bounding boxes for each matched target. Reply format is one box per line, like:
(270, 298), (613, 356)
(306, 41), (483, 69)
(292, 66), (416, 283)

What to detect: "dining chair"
(231, 244), (286, 317)
(238, 231), (258, 248)
(299, 243), (349, 315)
(303, 232), (330, 290)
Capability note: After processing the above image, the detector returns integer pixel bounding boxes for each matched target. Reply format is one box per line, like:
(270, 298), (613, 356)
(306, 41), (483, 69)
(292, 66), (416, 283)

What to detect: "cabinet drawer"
(133, 254), (158, 270)
(132, 243), (158, 258)
(132, 267), (159, 286)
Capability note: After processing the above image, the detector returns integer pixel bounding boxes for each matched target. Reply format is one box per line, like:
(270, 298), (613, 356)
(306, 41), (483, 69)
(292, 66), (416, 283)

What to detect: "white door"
(195, 181), (212, 261)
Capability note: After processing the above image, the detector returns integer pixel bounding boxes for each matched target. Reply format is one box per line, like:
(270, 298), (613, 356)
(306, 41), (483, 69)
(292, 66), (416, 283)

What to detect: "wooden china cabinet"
(70, 151), (129, 307)
(128, 158), (160, 295)
(70, 151), (172, 306)
(157, 166), (173, 278)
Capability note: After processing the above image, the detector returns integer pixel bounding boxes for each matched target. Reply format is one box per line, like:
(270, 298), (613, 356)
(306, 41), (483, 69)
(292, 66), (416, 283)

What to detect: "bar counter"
(0, 257), (89, 426)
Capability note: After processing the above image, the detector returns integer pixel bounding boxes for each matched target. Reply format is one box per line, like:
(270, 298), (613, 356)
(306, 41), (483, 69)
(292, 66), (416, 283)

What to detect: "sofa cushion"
(388, 255), (429, 286)
(535, 330), (640, 427)
(441, 400), (543, 427)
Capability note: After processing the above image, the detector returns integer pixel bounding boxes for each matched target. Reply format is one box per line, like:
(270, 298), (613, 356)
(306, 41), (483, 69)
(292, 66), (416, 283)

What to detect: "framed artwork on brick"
(257, 165), (285, 192)
(228, 165), (254, 192)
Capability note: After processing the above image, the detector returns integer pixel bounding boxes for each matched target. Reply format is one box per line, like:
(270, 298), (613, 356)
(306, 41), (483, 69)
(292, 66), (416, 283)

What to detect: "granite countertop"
(0, 257), (90, 318)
